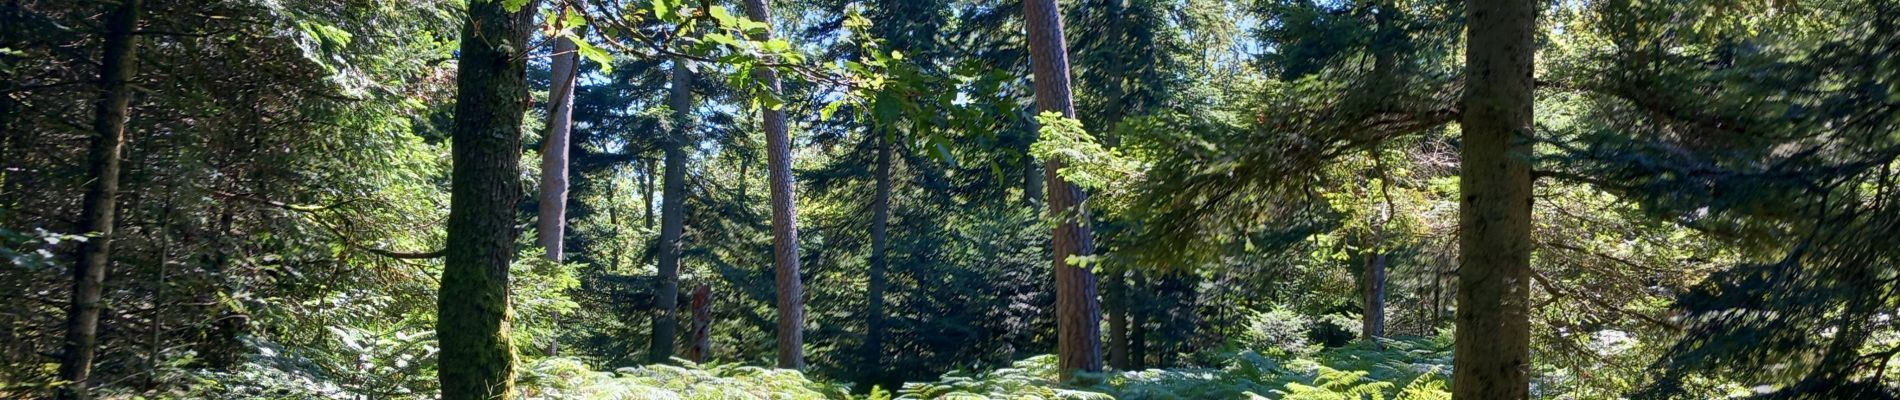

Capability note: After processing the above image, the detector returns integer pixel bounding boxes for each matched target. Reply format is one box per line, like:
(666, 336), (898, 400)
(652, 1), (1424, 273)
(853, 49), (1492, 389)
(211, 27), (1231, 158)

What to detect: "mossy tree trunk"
(439, 0), (536, 398)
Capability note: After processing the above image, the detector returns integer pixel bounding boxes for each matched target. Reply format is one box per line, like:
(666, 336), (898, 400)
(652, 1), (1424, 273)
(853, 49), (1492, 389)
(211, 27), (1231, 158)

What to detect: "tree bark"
(1362, 252), (1387, 340)
(1022, 0), (1103, 381)
(438, 0), (535, 398)
(1452, 0), (1536, 397)
(686, 284), (713, 363)
(57, 1), (139, 398)
(862, 131), (891, 375)
(1129, 272), (1148, 370)
(741, 0), (806, 370)
(651, 58), (692, 364)
(643, 157), (655, 230)
(538, 16), (580, 263)
(1105, 265), (1129, 369)
(1022, 108), (1043, 205)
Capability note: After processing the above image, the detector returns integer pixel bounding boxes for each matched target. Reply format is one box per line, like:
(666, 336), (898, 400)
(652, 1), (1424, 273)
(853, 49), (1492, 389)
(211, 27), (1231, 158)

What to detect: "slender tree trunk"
(0, 0), (15, 205)
(1432, 259), (1444, 323)
(1363, 165), (1392, 341)
(741, 0), (806, 370)
(1129, 272), (1148, 370)
(610, 171), (623, 273)
(862, 132), (891, 375)
(643, 157), (656, 230)
(438, 0), (535, 397)
(534, 12), (580, 358)
(686, 284), (712, 363)
(145, 198), (174, 390)
(1022, 0), (1103, 381)
(538, 16), (580, 263)
(651, 59), (692, 364)
(1452, 0), (1536, 397)
(57, 1), (139, 398)
(1105, 265), (1129, 369)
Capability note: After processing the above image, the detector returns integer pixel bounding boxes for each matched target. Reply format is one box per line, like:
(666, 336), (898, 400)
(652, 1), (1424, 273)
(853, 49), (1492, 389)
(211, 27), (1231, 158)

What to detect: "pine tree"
(1022, 0), (1103, 381)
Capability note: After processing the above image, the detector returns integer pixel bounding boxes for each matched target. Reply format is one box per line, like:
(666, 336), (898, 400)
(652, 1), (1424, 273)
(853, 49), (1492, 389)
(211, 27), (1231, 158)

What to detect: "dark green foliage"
(5, 0), (1898, 398)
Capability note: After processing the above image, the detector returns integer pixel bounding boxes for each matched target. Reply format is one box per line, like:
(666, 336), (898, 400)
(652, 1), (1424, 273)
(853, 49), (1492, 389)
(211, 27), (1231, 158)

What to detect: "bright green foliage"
(1029, 112), (1142, 213)
(891, 336), (1452, 400)
(520, 358), (850, 399)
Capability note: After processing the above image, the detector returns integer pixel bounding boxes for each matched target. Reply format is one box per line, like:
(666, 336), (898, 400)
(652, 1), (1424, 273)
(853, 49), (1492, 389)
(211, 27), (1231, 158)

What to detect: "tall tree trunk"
(1362, 2), (1397, 342)
(0, 0), (13, 208)
(651, 59), (692, 364)
(57, 1), (139, 398)
(144, 197), (175, 390)
(1105, 265), (1129, 369)
(438, 0), (535, 397)
(862, 132), (891, 375)
(535, 12), (580, 358)
(538, 16), (580, 263)
(1452, 0), (1536, 397)
(1128, 271), (1148, 370)
(741, 0), (806, 370)
(1022, 0), (1103, 381)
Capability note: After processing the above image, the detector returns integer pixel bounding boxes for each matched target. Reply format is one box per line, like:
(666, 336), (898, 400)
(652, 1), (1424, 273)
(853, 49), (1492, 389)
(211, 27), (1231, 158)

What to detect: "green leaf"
(567, 34), (614, 74)
(762, 39), (789, 53)
(503, 0), (532, 12)
(704, 33), (740, 48)
(562, 9), (587, 30)
(650, 0), (676, 21)
(739, 20), (770, 35)
(819, 100), (845, 121)
(872, 92), (901, 125)
(709, 6), (736, 26)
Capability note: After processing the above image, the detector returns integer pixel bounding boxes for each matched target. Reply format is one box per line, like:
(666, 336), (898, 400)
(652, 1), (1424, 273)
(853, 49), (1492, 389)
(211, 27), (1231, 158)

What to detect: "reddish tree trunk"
(1022, 0), (1103, 381)
(686, 284), (713, 363)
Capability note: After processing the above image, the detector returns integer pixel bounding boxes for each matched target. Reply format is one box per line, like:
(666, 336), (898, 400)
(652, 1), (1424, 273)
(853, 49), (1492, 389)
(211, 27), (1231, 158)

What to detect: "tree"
(1451, 0), (1536, 397)
(57, 0), (140, 398)
(438, 0), (536, 397)
(651, 56), (691, 364)
(538, 7), (581, 264)
(741, 0), (805, 370)
(1022, 0), (1102, 381)
(864, 130), (891, 373)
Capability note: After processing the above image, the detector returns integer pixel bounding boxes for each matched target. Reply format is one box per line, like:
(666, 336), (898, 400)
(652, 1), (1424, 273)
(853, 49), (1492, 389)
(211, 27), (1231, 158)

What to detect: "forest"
(3, 0), (1898, 398)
